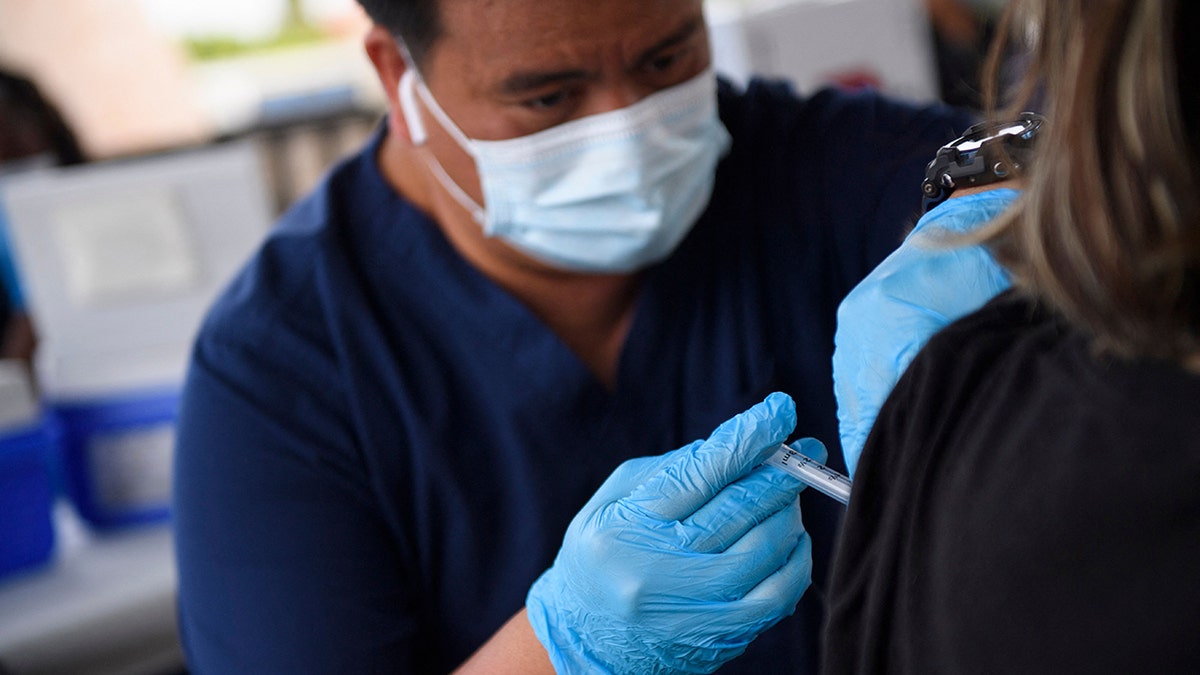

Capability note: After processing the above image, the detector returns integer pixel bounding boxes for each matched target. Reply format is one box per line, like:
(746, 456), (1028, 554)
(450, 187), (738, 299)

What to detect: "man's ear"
(364, 25), (415, 144)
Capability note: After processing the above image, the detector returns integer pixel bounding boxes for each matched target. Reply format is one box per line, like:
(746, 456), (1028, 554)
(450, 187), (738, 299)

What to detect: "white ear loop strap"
(397, 69), (486, 225)
(398, 69), (427, 145)
(409, 73), (475, 151)
(424, 150), (487, 226)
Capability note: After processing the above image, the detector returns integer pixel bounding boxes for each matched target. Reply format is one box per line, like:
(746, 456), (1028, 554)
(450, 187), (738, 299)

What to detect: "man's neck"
(509, 270), (641, 390)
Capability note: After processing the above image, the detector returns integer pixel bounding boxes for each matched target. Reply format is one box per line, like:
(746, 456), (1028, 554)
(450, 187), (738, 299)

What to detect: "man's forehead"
(426, 0), (705, 72)
(435, 0), (703, 21)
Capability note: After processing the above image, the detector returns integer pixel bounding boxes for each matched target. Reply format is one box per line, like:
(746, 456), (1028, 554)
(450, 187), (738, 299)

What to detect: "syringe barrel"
(763, 444), (853, 505)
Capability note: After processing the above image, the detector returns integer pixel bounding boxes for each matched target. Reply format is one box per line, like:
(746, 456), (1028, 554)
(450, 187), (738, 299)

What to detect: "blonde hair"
(983, 0), (1200, 362)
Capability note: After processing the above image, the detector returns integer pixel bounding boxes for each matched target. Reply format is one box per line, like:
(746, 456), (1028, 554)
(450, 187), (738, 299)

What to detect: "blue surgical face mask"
(398, 67), (732, 273)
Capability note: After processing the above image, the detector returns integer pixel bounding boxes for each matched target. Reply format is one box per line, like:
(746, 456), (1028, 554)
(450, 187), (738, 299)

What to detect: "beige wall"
(0, 0), (214, 158)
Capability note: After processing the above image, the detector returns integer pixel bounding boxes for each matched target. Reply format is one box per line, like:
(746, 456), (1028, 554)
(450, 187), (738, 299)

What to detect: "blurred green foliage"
(184, 0), (325, 61)
(184, 25), (326, 61)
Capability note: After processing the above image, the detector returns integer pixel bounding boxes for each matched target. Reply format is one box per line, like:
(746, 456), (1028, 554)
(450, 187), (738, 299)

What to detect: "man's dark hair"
(356, 0), (443, 67)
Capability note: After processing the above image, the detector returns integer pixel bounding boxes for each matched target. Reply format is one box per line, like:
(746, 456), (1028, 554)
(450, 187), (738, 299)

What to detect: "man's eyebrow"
(496, 17), (705, 96)
(634, 17), (704, 68)
(498, 68), (591, 96)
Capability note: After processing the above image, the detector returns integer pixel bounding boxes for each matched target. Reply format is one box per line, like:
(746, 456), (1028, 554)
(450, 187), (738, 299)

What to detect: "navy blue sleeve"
(172, 262), (418, 673)
(822, 90), (972, 280)
(790, 85), (971, 289)
(719, 79), (973, 292)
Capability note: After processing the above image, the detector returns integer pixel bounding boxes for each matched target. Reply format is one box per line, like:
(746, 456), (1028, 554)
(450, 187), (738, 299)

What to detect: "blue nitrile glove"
(526, 392), (824, 675)
(834, 189), (1020, 477)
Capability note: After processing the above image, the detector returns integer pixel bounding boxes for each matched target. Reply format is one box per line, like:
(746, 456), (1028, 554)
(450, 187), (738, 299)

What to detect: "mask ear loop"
(398, 69), (428, 146)
(396, 64), (487, 225)
(396, 42), (476, 152)
(410, 74), (476, 152)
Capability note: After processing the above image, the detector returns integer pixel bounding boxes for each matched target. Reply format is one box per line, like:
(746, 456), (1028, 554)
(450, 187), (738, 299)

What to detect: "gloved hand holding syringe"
(764, 442), (853, 505)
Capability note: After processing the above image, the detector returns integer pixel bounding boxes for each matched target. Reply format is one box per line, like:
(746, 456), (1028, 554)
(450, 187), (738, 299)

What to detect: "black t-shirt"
(823, 291), (1200, 674)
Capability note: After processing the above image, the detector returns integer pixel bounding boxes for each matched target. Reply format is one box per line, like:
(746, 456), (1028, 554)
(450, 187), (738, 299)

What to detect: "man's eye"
(522, 90), (571, 110)
(645, 52), (681, 74)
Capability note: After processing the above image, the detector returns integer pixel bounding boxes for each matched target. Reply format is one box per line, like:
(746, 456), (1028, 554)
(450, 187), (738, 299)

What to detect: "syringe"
(763, 444), (853, 505)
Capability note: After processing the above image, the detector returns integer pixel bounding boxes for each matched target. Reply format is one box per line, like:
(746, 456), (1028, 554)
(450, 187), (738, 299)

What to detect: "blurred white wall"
(708, 0), (938, 102)
(0, 0), (214, 158)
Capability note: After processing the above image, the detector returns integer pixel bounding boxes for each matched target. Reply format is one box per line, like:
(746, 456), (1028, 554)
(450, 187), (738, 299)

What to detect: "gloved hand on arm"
(526, 392), (825, 675)
(833, 188), (1020, 477)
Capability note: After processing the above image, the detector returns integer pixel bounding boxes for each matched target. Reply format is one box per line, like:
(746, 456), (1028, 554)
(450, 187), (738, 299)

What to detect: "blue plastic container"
(51, 388), (180, 530)
(0, 417), (60, 582)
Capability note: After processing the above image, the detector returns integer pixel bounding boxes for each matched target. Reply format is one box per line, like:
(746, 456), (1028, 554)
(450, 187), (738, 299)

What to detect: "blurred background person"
(0, 67), (87, 365)
(925, 0), (1009, 109)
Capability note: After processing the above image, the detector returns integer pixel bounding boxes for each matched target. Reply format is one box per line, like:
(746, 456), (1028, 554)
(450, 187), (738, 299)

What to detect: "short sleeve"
(173, 301), (420, 672)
